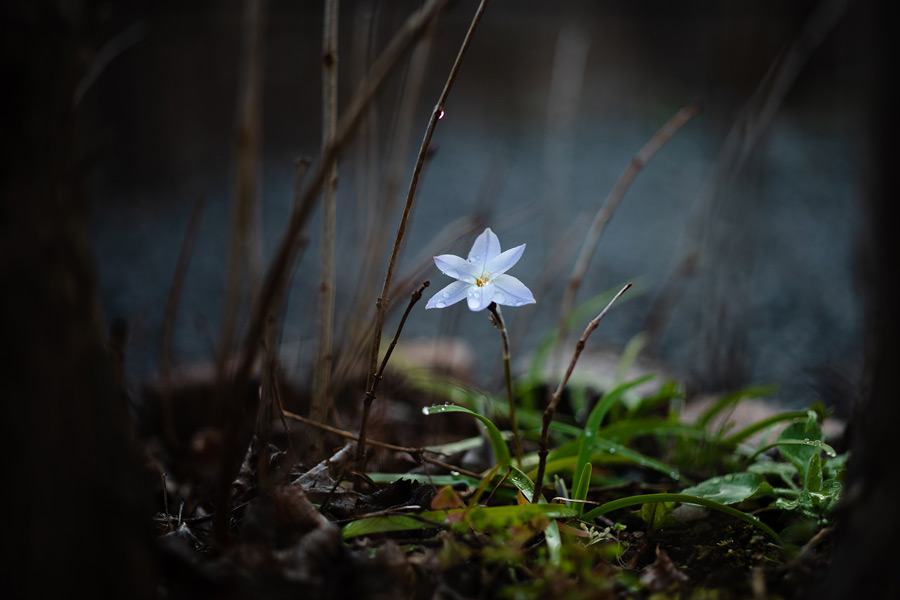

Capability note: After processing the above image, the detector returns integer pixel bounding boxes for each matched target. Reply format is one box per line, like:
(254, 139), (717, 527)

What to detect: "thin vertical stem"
(356, 0), (490, 465)
(487, 303), (522, 467)
(533, 282), (631, 504)
(212, 0), (267, 545)
(220, 0), (266, 376)
(311, 0), (340, 457)
(355, 282), (430, 465)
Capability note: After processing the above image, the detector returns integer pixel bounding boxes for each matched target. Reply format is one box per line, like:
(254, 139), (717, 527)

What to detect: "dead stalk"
(357, 0), (490, 465)
(356, 281), (430, 465)
(311, 0), (340, 458)
(213, 0), (268, 543)
(532, 282), (632, 504)
(220, 0), (266, 378)
(281, 408), (481, 480)
(556, 103), (700, 344)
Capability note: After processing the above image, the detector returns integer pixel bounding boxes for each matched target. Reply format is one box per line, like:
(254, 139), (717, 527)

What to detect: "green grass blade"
(342, 503), (579, 540)
(423, 404), (511, 467)
(505, 465), (536, 499)
(598, 418), (712, 443)
(695, 385), (778, 430)
(720, 410), (812, 448)
(573, 375), (655, 493)
(582, 493), (781, 543)
(613, 332), (647, 387)
(573, 462), (592, 517)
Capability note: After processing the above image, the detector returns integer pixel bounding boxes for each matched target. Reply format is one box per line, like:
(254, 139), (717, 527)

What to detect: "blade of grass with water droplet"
(423, 403), (511, 467)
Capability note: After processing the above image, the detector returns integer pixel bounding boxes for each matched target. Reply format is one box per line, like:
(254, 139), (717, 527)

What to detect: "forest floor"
(142, 366), (840, 600)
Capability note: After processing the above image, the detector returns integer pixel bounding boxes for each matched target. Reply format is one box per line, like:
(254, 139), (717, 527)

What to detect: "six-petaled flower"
(425, 227), (536, 312)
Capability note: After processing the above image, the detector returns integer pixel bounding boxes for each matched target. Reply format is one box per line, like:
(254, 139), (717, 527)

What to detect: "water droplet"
(450, 470), (460, 476)
(421, 407), (430, 414)
(442, 291), (450, 298)
(669, 471), (679, 480)
(607, 447), (616, 454)
(494, 292), (506, 303)
(436, 301), (446, 308)
(803, 438), (810, 443)
(438, 109), (445, 119)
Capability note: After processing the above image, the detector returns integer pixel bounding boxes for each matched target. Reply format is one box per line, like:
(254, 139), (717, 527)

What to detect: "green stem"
(488, 303), (522, 467)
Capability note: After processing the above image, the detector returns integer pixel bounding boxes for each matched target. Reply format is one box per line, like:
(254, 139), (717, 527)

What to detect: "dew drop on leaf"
(436, 301), (446, 308)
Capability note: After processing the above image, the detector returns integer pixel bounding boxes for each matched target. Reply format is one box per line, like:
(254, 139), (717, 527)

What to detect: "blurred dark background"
(75, 0), (866, 413)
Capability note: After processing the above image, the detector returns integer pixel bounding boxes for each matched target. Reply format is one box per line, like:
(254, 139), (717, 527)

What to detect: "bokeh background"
(81, 0), (866, 414)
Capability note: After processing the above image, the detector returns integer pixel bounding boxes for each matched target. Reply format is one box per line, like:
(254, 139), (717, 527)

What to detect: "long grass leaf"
(572, 375), (655, 493)
(342, 503), (579, 540)
(582, 493), (781, 543)
(423, 404), (511, 467)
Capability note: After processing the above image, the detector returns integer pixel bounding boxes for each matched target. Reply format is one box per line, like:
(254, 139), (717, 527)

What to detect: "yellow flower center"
(476, 277), (488, 287)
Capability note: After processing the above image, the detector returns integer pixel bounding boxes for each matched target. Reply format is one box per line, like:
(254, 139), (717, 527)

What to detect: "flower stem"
(487, 303), (523, 467)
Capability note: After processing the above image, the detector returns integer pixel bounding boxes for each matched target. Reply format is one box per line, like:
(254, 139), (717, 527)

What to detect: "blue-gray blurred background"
(83, 0), (867, 414)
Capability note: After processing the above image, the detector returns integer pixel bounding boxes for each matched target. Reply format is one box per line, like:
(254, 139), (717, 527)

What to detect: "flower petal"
(433, 254), (479, 283)
(491, 274), (536, 307)
(466, 228), (501, 272)
(466, 283), (495, 312)
(425, 280), (471, 309)
(484, 243), (525, 277)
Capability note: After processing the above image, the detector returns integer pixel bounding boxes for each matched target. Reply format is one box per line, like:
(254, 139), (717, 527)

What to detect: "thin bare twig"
(556, 103), (700, 344)
(311, 0), (341, 458)
(533, 282), (632, 504)
(358, 0), (490, 465)
(281, 407), (481, 479)
(356, 281), (430, 464)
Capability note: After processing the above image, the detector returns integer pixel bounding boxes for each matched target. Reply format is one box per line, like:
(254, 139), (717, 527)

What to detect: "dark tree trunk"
(822, 1), (900, 598)
(1, 2), (157, 597)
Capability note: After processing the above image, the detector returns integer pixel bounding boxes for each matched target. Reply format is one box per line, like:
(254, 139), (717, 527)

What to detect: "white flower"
(425, 227), (536, 312)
